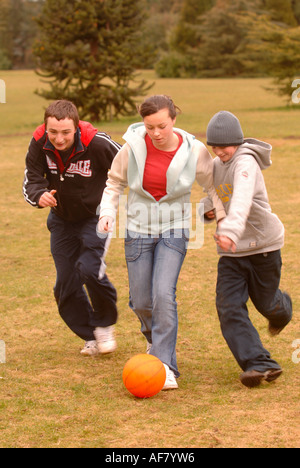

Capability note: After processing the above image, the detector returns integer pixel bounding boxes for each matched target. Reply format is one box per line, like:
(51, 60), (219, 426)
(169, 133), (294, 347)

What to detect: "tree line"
(0, 0), (299, 120)
(156, 0), (300, 101)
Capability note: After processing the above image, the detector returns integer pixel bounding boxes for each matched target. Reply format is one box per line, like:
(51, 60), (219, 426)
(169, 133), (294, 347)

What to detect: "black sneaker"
(240, 369), (282, 388)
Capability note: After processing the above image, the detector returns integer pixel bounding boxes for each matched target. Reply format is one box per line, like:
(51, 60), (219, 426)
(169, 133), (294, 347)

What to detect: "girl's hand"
(97, 216), (114, 233)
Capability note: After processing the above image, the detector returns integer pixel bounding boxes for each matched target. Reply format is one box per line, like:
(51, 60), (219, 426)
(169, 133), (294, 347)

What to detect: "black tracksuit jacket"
(23, 121), (121, 222)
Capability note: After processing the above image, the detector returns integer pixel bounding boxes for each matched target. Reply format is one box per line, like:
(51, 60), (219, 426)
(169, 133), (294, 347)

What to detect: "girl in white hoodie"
(98, 95), (225, 390)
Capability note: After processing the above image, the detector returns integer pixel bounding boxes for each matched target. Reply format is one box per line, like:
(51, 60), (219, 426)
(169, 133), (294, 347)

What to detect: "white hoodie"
(203, 138), (284, 256)
(100, 123), (225, 235)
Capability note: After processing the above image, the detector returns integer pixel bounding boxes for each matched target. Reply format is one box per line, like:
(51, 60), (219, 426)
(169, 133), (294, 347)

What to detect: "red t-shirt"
(143, 133), (183, 201)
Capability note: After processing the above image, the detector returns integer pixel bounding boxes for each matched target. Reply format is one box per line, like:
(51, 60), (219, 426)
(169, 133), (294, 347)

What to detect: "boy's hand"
(205, 210), (216, 220)
(214, 234), (237, 253)
(38, 190), (57, 208)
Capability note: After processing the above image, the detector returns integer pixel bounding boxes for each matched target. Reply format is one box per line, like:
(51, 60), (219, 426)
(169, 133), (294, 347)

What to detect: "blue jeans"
(125, 230), (189, 377)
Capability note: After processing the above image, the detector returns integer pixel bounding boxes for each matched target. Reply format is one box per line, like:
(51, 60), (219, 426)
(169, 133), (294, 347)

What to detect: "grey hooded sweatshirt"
(203, 138), (284, 257)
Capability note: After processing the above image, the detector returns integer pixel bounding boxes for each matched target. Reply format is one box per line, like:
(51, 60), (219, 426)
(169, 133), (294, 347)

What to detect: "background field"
(0, 70), (299, 448)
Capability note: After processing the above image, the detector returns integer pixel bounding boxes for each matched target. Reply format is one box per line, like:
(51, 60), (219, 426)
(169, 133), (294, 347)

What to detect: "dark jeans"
(216, 250), (292, 372)
(47, 211), (117, 341)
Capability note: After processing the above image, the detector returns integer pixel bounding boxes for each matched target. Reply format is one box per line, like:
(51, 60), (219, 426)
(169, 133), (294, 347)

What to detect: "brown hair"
(44, 100), (79, 128)
(138, 95), (181, 120)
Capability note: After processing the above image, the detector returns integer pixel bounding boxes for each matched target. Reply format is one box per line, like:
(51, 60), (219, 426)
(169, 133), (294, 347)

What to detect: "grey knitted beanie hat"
(207, 111), (244, 147)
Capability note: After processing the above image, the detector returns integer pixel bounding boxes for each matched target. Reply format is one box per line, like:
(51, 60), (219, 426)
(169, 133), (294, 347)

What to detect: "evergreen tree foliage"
(0, 0), (12, 69)
(157, 0), (264, 78)
(34, 0), (153, 121)
(171, 0), (215, 52)
(292, 0), (300, 24)
(156, 0), (300, 98)
(261, 0), (297, 26)
(241, 11), (300, 100)
(144, 0), (182, 14)
(138, 2), (181, 69)
(0, 0), (42, 69)
(192, 0), (256, 78)
(155, 0), (215, 77)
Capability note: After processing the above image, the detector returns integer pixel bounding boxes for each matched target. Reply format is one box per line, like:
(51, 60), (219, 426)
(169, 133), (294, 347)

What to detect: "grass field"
(0, 70), (299, 448)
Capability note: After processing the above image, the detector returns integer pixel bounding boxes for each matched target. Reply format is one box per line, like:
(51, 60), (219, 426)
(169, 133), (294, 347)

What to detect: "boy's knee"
(257, 291), (292, 319)
(76, 258), (95, 282)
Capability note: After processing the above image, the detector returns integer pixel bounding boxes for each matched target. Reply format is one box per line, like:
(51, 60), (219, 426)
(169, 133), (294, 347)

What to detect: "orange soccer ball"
(122, 354), (166, 398)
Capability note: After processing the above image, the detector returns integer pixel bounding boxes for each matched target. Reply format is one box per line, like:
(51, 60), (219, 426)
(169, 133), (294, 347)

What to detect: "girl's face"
(143, 108), (176, 151)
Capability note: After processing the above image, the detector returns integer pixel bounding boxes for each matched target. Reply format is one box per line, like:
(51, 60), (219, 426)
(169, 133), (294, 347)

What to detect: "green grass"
(0, 70), (299, 448)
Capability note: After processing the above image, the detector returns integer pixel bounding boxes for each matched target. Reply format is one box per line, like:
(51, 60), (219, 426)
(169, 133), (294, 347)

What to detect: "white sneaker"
(162, 363), (178, 390)
(80, 340), (99, 356)
(94, 326), (117, 354)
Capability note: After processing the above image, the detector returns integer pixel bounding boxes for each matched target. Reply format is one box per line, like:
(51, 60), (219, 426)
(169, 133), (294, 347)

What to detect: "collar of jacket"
(39, 121), (98, 174)
(123, 123), (196, 198)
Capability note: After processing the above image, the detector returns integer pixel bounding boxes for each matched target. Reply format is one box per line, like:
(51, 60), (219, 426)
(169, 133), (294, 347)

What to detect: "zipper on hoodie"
(46, 146), (84, 182)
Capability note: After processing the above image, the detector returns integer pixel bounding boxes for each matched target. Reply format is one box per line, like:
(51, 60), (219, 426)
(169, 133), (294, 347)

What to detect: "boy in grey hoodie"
(203, 111), (292, 388)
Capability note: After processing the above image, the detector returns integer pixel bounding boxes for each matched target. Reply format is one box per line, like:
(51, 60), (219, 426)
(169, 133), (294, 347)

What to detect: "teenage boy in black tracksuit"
(23, 100), (121, 356)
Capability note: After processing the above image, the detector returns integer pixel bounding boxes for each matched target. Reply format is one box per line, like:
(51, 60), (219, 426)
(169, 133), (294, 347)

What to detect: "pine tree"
(250, 19), (300, 101)
(0, 0), (42, 69)
(261, 0), (297, 26)
(0, 0), (12, 68)
(193, 0), (251, 77)
(234, 3), (300, 101)
(157, 0), (300, 84)
(34, 0), (153, 121)
(155, 0), (215, 77)
(176, 0), (262, 78)
(292, 0), (300, 24)
(270, 28), (300, 102)
(171, 0), (215, 52)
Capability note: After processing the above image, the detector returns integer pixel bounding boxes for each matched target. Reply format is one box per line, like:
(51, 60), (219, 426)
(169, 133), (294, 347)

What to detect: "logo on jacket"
(46, 156), (92, 177)
(216, 183), (233, 203)
(68, 160), (92, 177)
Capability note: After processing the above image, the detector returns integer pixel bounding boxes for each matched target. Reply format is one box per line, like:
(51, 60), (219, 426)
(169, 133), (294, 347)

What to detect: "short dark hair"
(44, 100), (79, 128)
(138, 95), (181, 120)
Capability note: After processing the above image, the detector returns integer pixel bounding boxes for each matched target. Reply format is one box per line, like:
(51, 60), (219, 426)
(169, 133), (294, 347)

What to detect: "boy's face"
(46, 117), (77, 152)
(212, 146), (238, 163)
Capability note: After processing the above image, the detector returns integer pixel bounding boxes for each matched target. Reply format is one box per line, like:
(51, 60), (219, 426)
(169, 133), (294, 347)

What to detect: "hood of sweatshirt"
(122, 123), (197, 198)
(234, 138), (272, 170)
